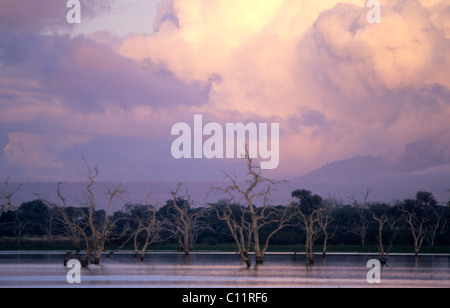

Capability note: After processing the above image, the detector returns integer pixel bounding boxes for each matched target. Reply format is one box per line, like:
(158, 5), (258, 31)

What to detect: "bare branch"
(164, 185), (210, 256)
(210, 146), (289, 266)
(0, 177), (22, 217)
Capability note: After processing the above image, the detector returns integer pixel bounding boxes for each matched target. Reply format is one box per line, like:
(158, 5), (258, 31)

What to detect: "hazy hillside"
(9, 156), (450, 209)
(289, 156), (450, 204)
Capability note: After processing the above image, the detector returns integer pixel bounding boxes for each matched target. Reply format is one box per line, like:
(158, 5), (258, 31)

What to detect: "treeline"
(1, 160), (449, 268)
(1, 190), (449, 257)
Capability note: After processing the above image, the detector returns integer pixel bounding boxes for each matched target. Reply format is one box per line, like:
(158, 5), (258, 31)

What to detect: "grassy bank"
(1, 237), (450, 254)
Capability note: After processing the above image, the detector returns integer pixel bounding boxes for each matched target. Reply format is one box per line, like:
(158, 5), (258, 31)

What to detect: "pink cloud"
(0, 0), (112, 32)
(1, 0), (449, 182)
(4, 132), (92, 170)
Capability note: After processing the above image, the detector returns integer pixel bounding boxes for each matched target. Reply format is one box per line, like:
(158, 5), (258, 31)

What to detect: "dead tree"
(163, 185), (209, 256)
(39, 207), (56, 244)
(47, 163), (125, 267)
(214, 200), (253, 267)
(49, 186), (96, 267)
(400, 191), (440, 256)
(318, 199), (337, 257)
(212, 151), (293, 266)
(400, 192), (437, 256)
(401, 202), (426, 257)
(370, 204), (400, 264)
(12, 210), (32, 245)
(49, 184), (89, 255)
(0, 177), (21, 218)
(423, 206), (446, 250)
(347, 190), (372, 252)
(291, 189), (328, 264)
(81, 164), (126, 265)
(131, 195), (165, 261)
(261, 205), (297, 256)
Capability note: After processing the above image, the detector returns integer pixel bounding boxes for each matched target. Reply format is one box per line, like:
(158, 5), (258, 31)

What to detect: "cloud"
(1, 0), (449, 182)
(309, 0), (450, 94)
(291, 2), (446, 173)
(0, 1), (213, 180)
(0, 0), (112, 32)
(4, 132), (92, 179)
(123, 1), (448, 169)
(0, 32), (210, 113)
(153, 0), (179, 33)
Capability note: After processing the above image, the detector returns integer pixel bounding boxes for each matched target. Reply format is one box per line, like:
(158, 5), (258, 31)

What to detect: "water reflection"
(0, 252), (449, 288)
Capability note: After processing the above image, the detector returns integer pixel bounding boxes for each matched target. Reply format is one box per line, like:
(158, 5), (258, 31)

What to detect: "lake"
(0, 251), (449, 288)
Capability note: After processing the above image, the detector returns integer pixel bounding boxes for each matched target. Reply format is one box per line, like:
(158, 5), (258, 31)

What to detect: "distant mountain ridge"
(292, 156), (450, 204)
(9, 156), (450, 210)
(299, 156), (393, 183)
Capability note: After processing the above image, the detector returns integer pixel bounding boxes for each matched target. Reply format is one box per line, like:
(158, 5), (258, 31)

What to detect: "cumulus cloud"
(291, 0), (450, 172)
(1, 0), (449, 181)
(0, 0), (212, 180)
(310, 0), (450, 93)
(118, 0), (450, 178)
(3, 132), (92, 180)
(153, 0), (179, 33)
(0, 33), (210, 113)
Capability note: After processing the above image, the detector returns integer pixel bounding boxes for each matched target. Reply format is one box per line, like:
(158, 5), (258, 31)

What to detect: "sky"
(0, 0), (449, 184)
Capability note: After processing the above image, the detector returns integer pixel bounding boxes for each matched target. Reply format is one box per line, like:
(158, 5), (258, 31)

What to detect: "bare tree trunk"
(347, 191), (372, 253)
(305, 232), (315, 264)
(214, 203), (252, 268)
(1, 177), (22, 219)
(183, 228), (190, 256)
(319, 201), (336, 258)
(140, 229), (154, 261)
(165, 185), (209, 257)
(46, 162), (125, 267)
(370, 206), (399, 264)
(292, 190), (330, 265)
(121, 201), (165, 262)
(134, 235), (139, 259)
(414, 237), (424, 257)
(400, 201), (427, 257)
(212, 148), (291, 267)
(424, 207), (444, 251)
(322, 233), (328, 258)
(361, 237), (368, 253)
(249, 199), (264, 264)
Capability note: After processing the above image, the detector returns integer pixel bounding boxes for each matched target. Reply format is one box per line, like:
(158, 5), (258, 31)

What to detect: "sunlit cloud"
(0, 0), (449, 181)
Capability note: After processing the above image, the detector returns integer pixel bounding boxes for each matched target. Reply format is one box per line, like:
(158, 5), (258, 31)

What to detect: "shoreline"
(2, 238), (450, 255)
(1, 250), (450, 257)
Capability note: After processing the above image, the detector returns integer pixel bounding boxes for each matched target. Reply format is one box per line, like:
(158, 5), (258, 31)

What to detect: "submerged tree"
(318, 199), (337, 258)
(47, 162), (126, 267)
(106, 193), (166, 261)
(370, 203), (400, 264)
(212, 151), (294, 267)
(346, 190), (372, 252)
(117, 203), (165, 261)
(400, 191), (438, 256)
(162, 185), (210, 256)
(291, 189), (330, 264)
(214, 200), (253, 267)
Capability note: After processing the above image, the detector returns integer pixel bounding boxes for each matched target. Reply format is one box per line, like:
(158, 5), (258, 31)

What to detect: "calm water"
(0, 251), (449, 288)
